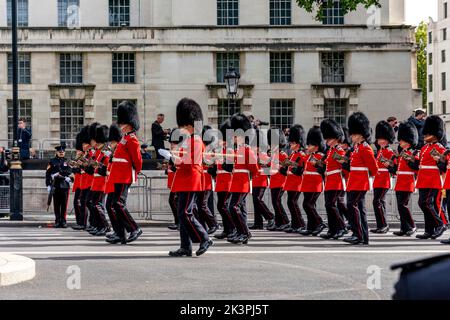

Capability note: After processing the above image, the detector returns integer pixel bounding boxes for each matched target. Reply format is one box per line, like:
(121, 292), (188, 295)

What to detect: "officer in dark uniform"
(46, 144), (72, 228)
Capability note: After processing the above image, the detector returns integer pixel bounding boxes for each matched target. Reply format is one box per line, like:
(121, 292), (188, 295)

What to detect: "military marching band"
(45, 98), (450, 258)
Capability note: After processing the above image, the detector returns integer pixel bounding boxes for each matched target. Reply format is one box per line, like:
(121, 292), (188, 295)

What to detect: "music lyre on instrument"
(331, 151), (349, 163)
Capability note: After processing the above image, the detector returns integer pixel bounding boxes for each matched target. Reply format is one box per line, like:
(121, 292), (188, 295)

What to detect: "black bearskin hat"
(230, 113), (252, 132)
(307, 126), (325, 152)
(88, 122), (100, 141)
(176, 98), (203, 127)
(117, 101), (140, 131)
(95, 125), (109, 144)
(348, 112), (371, 140)
(267, 128), (286, 148)
(342, 127), (350, 145)
(398, 121), (418, 147)
(219, 119), (232, 139)
(423, 115), (445, 141)
(320, 119), (344, 141)
(288, 124), (306, 149)
(202, 125), (216, 146)
(375, 120), (396, 144)
(108, 124), (122, 143)
(79, 126), (91, 144)
(75, 132), (83, 151)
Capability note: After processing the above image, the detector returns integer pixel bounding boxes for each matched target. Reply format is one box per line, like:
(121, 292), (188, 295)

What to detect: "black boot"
(169, 248), (192, 257)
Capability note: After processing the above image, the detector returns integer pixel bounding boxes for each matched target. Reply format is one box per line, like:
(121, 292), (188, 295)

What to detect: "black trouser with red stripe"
(302, 192), (323, 231)
(337, 191), (350, 225)
(86, 191), (98, 228)
(252, 187), (274, 227)
(347, 191), (369, 243)
(196, 191), (217, 229)
(418, 188), (443, 234)
(229, 192), (250, 236)
(73, 189), (82, 226)
(79, 187), (91, 227)
(286, 191), (305, 229)
(90, 191), (109, 229)
(217, 192), (235, 234)
(324, 190), (346, 234)
(111, 183), (139, 238)
(396, 191), (416, 232)
(53, 188), (69, 225)
(106, 193), (123, 234)
(373, 188), (389, 229)
(177, 192), (209, 251)
(169, 192), (179, 225)
(270, 188), (290, 227)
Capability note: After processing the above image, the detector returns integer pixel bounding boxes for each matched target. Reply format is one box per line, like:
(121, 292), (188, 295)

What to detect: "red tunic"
(167, 168), (175, 190)
(269, 151), (288, 189)
(252, 152), (270, 188)
(443, 153), (450, 189)
(109, 132), (143, 185)
(215, 163), (233, 192)
(373, 147), (395, 190)
(72, 173), (81, 192)
(394, 149), (417, 192)
(91, 147), (111, 192)
(347, 142), (378, 192)
(283, 151), (304, 192)
(80, 149), (95, 190)
(324, 146), (346, 191)
(105, 161), (115, 194)
(300, 153), (324, 193)
(229, 145), (260, 193)
(416, 143), (446, 189)
(171, 135), (204, 193)
(202, 164), (213, 191)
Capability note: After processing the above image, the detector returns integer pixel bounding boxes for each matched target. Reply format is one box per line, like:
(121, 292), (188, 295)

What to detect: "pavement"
(0, 224), (449, 300)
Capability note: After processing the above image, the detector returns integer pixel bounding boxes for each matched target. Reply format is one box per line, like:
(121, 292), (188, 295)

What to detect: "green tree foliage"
(415, 21), (428, 109)
(295, 0), (381, 20)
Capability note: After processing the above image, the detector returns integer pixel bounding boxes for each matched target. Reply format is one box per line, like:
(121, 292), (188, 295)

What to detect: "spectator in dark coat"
(151, 114), (169, 159)
(408, 110), (426, 149)
(140, 144), (152, 160)
(17, 118), (32, 160)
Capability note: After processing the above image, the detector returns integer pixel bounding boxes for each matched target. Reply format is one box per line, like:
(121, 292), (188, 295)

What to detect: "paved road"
(0, 225), (449, 300)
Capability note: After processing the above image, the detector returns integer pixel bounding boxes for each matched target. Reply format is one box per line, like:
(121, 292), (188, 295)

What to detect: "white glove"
(51, 173), (60, 179)
(47, 185), (52, 193)
(65, 177), (71, 184)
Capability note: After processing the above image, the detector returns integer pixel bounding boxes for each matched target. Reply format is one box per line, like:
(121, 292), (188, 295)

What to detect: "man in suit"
(17, 118), (32, 160)
(151, 114), (169, 159)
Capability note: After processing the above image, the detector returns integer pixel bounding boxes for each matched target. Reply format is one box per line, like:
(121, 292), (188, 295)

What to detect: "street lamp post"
(10, 0), (24, 221)
(224, 65), (241, 112)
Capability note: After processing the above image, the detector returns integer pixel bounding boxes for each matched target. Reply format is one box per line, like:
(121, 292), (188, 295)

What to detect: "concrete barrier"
(0, 254), (36, 286)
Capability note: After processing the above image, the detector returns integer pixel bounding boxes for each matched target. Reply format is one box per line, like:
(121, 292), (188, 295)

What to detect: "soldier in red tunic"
(299, 126), (327, 236)
(282, 125), (307, 233)
(108, 101), (143, 244)
(78, 125), (95, 230)
(414, 115), (447, 240)
(166, 129), (181, 231)
(392, 121), (419, 237)
(319, 119), (347, 240)
(370, 121), (396, 234)
(70, 131), (85, 230)
(249, 129), (275, 230)
(169, 98), (212, 257)
(342, 112), (378, 245)
(267, 129), (290, 231)
(227, 114), (260, 244)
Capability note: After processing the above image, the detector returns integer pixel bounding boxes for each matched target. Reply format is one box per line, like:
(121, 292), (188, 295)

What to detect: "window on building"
(7, 0), (28, 27)
(112, 53), (135, 84)
(270, 52), (292, 83)
(270, 0), (291, 26)
(109, 0), (130, 27)
(429, 74), (433, 92)
(112, 99), (137, 122)
(321, 52), (345, 83)
(429, 102), (434, 115)
(216, 52), (240, 83)
(217, 0), (239, 26)
(60, 53), (83, 84)
(443, 50), (446, 63)
(58, 0), (80, 27)
(445, 2), (448, 19)
(7, 53), (31, 84)
(443, 101), (447, 114)
(7, 99), (32, 147)
(270, 99), (294, 131)
(324, 99), (347, 127)
(322, 0), (344, 25)
(60, 100), (84, 147)
(443, 72), (447, 91)
(429, 52), (433, 65)
(443, 28), (447, 41)
(429, 31), (433, 44)
(217, 99), (241, 126)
